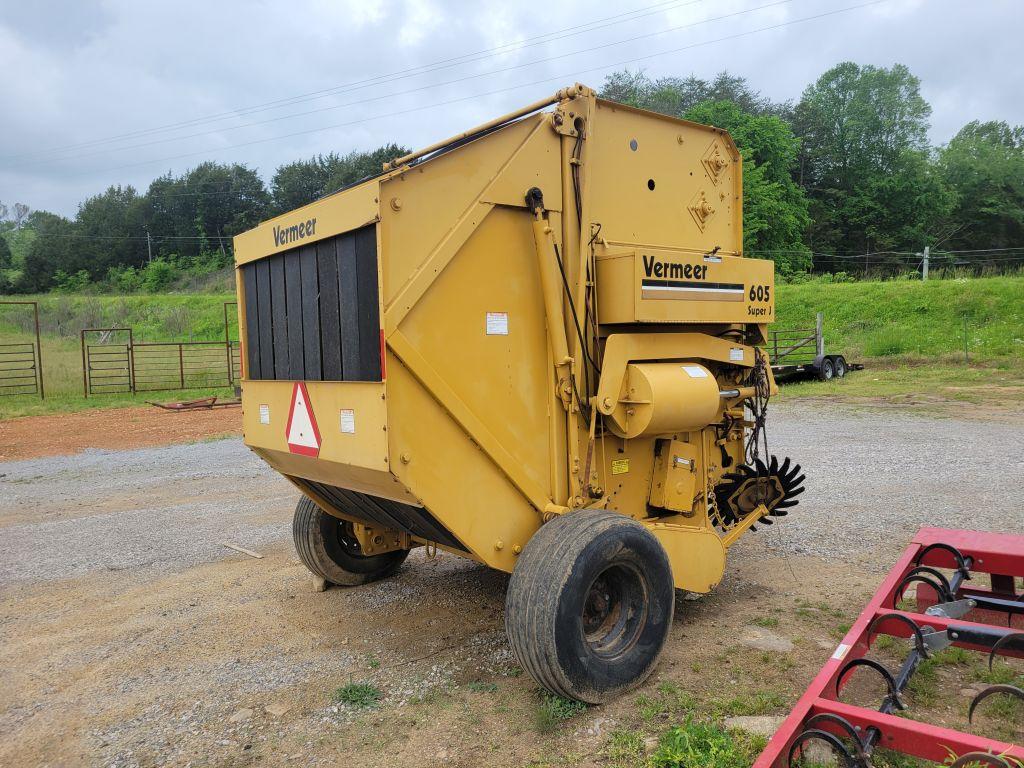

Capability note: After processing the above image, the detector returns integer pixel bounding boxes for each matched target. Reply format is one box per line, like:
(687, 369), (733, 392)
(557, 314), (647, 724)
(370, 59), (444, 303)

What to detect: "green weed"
(605, 729), (646, 767)
(535, 692), (588, 733)
(333, 682), (382, 709)
(711, 689), (786, 717)
(651, 719), (764, 768)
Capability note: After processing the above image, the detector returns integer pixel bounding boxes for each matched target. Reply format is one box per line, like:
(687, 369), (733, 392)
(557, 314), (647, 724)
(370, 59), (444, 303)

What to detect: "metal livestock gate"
(81, 303), (241, 397)
(0, 300), (45, 398)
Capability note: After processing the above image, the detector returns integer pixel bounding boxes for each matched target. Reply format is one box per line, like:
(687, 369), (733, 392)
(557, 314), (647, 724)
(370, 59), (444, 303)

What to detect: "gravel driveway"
(1, 403), (1021, 586)
(0, 402), (1021, 767)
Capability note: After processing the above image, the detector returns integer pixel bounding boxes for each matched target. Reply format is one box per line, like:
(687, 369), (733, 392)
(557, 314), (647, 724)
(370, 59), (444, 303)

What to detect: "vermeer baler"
(233, 84), (804, 702)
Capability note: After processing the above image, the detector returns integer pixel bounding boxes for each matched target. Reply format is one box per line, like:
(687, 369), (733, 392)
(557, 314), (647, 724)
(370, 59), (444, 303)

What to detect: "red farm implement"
(756, 527), (1023, 768)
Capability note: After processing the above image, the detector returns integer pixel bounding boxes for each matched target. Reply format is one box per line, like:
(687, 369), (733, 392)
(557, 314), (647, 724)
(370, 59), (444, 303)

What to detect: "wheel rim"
(582, 564), (648, 659)
(335, 521), (365, 558)
(823, 362), (834, 379)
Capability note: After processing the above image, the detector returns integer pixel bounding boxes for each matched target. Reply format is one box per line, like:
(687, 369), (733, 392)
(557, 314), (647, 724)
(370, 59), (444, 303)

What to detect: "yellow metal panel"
(587, 99), (742, 255)
(596, 249), (775, 324)
(649, 439), (699, 513)
(600, 435), (659, 519)
(646, 523), (726, 593)
(260, 447), (417, 505)
(386, 354), (542, 572)
(241, 379), (389, 471)
(479, 119), (562, 210)
(392, 206), (556, 504)
(379, 115), (554, 307)
(233, 181), (380, 266)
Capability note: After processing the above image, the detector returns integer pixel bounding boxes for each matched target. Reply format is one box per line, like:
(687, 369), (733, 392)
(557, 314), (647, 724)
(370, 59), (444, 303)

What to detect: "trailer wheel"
(292, 496), (408, 586)
(817, 357), (835, 381)
(505, 509), (674, 703)
(834, 356), (848, 378)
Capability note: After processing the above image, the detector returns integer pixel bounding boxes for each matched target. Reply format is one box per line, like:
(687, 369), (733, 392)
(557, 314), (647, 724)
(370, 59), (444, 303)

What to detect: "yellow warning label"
(611, 458), (630, 475)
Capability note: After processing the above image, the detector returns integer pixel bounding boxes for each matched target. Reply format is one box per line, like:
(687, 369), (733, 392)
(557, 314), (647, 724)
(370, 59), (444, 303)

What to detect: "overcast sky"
(1, 0), (1021, 218)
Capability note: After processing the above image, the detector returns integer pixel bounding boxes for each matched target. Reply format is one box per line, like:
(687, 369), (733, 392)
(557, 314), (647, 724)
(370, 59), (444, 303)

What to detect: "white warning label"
(729, 347), (744, 362)
(681, 364), (709, 378)
(259, 404), (270, 424)
(340, 409), (356, 434)
(486, 312), (509, 335)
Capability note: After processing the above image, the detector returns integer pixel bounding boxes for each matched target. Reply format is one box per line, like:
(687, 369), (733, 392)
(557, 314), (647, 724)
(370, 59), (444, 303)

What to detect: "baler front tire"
(292, 496), (408, 587)
(505, 509), (674, 703)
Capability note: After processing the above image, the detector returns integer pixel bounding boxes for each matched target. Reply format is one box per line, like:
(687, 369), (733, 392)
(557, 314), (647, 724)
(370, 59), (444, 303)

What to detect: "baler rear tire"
(505, 509), (674, 703)
(292, 496), (408, 587)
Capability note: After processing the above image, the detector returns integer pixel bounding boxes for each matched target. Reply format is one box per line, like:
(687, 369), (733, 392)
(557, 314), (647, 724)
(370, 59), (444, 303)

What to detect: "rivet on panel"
(494, 540), (504, 551)
(390, 197), (403, 211)
(400, 452), (412, 464)
(512, 544), (523, 555)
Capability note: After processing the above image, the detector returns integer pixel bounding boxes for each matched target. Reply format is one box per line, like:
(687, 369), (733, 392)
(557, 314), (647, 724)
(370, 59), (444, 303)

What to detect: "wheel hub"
(581, 565), (647, 659)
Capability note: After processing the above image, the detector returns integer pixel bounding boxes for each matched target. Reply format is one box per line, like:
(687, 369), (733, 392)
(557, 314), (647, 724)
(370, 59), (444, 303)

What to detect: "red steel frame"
(755, 527), (1024, 766)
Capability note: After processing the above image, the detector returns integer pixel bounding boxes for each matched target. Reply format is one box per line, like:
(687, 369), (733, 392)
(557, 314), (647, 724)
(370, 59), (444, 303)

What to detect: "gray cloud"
(1, 0), (1021, 216)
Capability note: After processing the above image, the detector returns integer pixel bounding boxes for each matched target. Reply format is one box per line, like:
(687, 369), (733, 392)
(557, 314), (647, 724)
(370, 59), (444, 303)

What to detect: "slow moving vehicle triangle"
(285, 382), (321, 457)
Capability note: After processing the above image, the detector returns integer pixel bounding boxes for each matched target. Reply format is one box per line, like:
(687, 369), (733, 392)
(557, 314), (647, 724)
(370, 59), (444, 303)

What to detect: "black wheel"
(292, 496), (408, 586)
(817, 357), (835, 381)
(834, 356), (848, 378)
(505, 509), (674, 703)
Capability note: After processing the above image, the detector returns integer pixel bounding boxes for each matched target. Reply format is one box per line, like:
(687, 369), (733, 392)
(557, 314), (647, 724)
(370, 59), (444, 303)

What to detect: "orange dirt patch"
(0, 405), (243, 461)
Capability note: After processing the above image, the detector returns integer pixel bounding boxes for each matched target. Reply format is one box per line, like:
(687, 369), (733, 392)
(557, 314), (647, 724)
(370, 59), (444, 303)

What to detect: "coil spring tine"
(968, 683), (1024, 724)
(787, 729), (860, 768)
(902, 566), (955, 602)
(987, 630), (1024, 671)
(868, 612), (929, 658)
(947, 752), (1012, 768)
(836, 658), (905, 710)
(915, 542), (971, 580)
(804, 713), (872, 763)
(896, 574), (952, 609)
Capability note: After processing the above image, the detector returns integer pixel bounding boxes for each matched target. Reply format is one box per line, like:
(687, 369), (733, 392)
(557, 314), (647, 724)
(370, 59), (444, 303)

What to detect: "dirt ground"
(0, 402), (1021, 767)
(0, 405), (242, 462)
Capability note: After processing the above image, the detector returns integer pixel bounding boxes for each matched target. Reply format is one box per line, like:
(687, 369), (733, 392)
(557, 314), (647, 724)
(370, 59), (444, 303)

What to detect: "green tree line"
(602, 63), (1024, 275)
(3, 61), (1023, 293)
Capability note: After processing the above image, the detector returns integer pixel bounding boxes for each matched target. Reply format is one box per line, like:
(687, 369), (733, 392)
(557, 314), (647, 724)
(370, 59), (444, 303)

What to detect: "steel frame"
(755, 527), (1024, 767)
(81, 310), (243, 397)
(0, 300), (44, 398)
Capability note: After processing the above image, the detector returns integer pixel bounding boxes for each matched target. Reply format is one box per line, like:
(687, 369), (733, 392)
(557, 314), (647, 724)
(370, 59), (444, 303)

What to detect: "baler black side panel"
(354, 226), (382, 381)
(316, 237), (344, 380)
(241, 265), (261, 379)
(239, 224), (381, 382)
(292, 478), (469, 553)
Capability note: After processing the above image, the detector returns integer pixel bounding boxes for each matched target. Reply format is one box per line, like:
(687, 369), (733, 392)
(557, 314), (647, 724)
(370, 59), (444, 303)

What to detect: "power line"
(3, 0), (704, 163)
(17, 0), (793, 169)
(69, 0), (886, 178)
(28, 232), (232, 240)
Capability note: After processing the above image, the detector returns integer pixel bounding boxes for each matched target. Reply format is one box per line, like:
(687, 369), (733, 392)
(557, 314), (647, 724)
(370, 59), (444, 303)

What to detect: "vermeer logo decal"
(640, 253), (744, 302)
(273, 217), (317, 247)
(642, 253), (709, 280)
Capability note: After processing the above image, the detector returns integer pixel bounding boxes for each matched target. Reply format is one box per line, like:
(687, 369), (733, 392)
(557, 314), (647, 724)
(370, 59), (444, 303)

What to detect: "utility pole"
(921, 245), (930, 281)
(146, 230), (153, 264)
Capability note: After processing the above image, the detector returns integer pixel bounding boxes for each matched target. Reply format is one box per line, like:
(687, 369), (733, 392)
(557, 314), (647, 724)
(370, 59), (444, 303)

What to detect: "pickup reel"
(714, 455), (805, 529)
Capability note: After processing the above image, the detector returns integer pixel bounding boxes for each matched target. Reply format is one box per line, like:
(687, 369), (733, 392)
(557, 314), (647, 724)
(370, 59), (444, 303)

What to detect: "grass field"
(1, 275), (1022, 418)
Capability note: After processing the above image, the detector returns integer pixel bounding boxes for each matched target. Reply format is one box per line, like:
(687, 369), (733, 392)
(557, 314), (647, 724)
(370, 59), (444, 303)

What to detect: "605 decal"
(749, 284), (771, 302)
